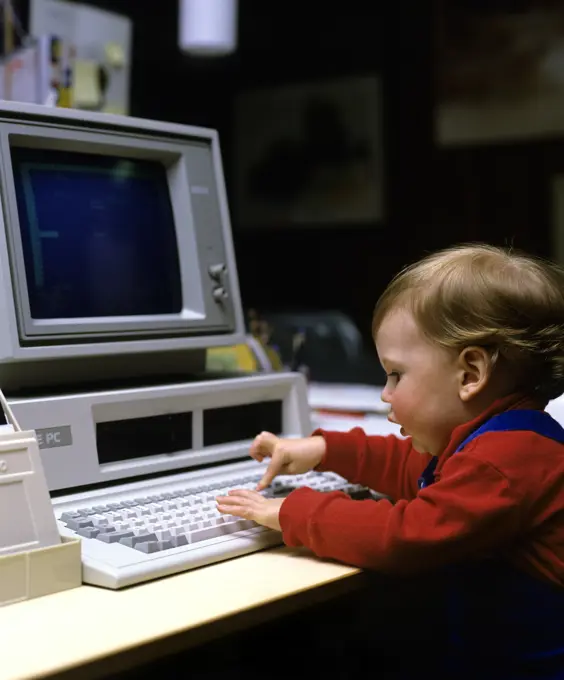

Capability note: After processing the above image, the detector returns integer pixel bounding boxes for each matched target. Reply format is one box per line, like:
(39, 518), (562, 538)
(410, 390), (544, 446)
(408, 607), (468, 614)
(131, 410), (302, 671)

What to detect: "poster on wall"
(233, 76), (383, 228)
(436, 1), (564, 145)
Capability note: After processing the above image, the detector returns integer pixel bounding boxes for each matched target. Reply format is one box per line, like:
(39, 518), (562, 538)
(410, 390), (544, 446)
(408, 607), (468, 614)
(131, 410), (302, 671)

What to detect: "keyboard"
(54, 460), (373, 589)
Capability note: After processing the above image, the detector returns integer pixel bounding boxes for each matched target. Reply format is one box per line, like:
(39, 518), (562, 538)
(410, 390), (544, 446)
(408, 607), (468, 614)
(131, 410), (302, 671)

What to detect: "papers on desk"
(311, 411), (403, 437)
(312, 392), (564, 437)
(307, 382), (397, 436)
(307, 382), (389, 415)
(547, 394), (564, 426)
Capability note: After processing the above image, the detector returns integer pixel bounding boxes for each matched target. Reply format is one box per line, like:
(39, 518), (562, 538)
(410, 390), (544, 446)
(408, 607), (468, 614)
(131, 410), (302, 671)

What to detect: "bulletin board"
(30, 0), (132, 115)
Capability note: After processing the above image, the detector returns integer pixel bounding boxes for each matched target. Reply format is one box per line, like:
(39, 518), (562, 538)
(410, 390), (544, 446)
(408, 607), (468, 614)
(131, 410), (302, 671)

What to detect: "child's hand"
(250, 431), (327, 490)
(216, 489), (285, 531)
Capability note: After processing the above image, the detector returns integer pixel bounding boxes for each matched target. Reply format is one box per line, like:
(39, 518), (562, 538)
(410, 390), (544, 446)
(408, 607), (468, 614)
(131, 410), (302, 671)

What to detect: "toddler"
(217, 244), (564, 678)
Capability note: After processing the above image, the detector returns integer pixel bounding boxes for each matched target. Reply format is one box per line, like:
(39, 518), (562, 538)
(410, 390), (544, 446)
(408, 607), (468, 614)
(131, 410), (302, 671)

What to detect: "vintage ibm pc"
(0, 102), (364, 589)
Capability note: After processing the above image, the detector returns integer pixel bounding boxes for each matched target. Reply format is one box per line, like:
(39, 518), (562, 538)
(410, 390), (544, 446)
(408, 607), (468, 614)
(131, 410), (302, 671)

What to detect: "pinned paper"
(105, 42), (125, 68)
(73, 59), (101, 108)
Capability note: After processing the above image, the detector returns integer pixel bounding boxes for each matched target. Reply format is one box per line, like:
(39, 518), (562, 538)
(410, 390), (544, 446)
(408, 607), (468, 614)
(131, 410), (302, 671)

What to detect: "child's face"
(375, 308), (469, 456)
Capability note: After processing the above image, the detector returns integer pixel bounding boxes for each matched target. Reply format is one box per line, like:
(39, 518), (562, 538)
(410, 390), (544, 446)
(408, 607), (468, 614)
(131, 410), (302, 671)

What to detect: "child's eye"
(387, 371), (401, 384)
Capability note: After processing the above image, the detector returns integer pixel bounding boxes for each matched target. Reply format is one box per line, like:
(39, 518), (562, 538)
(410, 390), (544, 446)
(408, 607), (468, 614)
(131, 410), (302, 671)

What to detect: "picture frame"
(233, 75), (383, 228)
(436, 2), (564, 145)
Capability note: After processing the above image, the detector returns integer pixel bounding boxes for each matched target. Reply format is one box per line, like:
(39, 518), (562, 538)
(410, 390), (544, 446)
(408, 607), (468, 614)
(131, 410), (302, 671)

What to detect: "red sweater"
(280, 394), (564, 586)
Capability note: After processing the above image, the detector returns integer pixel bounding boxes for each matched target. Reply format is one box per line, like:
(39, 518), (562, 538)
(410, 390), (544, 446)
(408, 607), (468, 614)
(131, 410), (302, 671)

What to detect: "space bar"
(190, 518), (256, 542)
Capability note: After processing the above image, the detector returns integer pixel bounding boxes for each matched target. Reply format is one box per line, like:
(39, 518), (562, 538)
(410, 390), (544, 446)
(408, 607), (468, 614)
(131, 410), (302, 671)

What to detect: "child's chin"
(411, 439), (429, 453)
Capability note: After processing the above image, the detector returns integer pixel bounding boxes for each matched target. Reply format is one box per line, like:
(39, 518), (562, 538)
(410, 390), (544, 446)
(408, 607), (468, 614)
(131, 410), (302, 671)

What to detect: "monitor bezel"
(1, 124), (221, 341)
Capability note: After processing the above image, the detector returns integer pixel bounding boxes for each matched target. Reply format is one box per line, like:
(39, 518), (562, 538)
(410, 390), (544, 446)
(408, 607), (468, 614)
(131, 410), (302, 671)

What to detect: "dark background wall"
(20, 0), (558, 344)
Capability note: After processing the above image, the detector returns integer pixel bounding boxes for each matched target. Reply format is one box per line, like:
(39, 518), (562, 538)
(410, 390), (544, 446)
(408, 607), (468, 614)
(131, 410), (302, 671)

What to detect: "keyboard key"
(135, 541), (161, 553)
(155, 529), (172, 541)
(65, 518), (94, 531)
(97, 526), (116, 534)
(97, 530), (135, 544)
(171, 534), (188, 547)
(119, 532), (158, 548)
(60, 511), (81, 523)
(92, 516), (110, 527)
(188, 518), (255, 543)
(77, 527), (100, 539)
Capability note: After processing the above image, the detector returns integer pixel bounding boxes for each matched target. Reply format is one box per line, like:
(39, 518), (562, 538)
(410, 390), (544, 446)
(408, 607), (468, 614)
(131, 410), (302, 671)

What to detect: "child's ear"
(457, 346), (492, 401)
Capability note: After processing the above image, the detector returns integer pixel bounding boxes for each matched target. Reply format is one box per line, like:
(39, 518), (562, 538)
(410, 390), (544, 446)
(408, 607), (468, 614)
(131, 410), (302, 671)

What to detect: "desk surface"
(0, 546), (360, 680)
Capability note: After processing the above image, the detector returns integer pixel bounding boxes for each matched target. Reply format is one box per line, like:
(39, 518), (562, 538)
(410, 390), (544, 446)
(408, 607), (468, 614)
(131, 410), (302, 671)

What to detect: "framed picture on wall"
(233, 75), (383, 228)
(551, 175), (564, 266)
(435, 1), (564, 145)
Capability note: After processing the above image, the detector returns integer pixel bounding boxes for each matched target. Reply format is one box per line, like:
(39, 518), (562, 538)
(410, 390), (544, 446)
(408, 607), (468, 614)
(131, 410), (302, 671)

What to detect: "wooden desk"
(0, 546), (363, 680)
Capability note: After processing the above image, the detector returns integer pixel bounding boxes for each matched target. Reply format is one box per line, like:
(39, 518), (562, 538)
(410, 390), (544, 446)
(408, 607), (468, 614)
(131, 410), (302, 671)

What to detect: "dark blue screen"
(10, 148), (182, 320)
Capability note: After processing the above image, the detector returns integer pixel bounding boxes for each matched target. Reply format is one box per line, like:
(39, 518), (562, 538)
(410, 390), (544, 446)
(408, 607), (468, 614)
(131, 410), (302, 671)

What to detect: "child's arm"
(314, 427), (428, 501)
(280, 445), (521, 573)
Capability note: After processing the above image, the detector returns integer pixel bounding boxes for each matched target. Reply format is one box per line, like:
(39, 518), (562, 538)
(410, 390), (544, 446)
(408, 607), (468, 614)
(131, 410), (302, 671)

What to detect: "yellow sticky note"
(73, 60), (101, 109)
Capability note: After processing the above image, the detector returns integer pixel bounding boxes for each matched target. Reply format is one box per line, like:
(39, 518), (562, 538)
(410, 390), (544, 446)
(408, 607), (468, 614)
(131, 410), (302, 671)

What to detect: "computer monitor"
(0, 102), (245, 392)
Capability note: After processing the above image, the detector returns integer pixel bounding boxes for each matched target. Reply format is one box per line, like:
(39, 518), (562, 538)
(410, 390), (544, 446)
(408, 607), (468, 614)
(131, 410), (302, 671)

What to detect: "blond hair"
(372, 244), (564, 402)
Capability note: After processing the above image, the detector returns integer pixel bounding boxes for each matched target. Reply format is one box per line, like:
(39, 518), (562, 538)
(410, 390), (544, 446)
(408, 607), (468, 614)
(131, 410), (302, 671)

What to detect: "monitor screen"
(10, 148), (182, 320)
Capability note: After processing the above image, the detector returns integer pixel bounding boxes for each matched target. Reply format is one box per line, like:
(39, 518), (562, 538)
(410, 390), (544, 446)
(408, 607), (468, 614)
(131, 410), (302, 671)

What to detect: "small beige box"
(0, 536), (81, 606)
